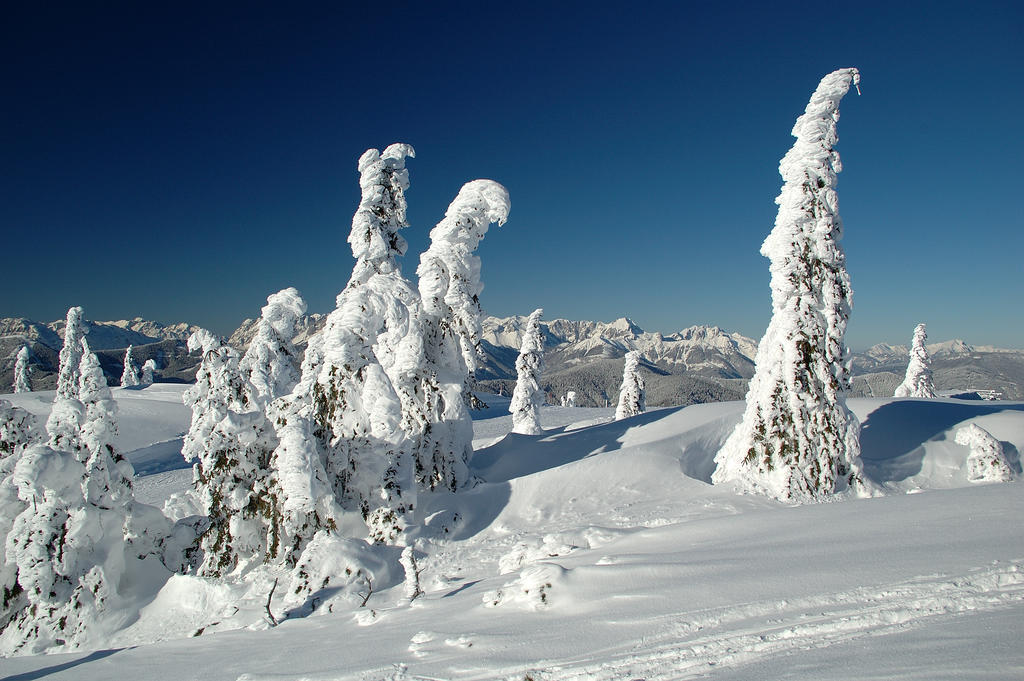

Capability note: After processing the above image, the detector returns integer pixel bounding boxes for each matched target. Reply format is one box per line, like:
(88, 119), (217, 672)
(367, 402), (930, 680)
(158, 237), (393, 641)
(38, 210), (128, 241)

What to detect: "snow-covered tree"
(55, 306), (86, 399)
(0, 352), (176, 653)
(298, 143), (419, 546)
(409, 179), (511, 491)
(955, 423), (1014, 483)
(183, 330), (280, 575)
(713, 68), (866, 503)
(46, 308), (88, 455)
(0, 401), (36, 462)
(510, 309), (545, 435)
(615, 351), (646, 420)
(120, 345), (140, 388)
(0, 442), (129, 654)
(267, 398), (340, 563)
(78, 342), (132, 509)
(894, 323), (936, 398)
(400, 545), (423, 603)
(13, 346), (30, 393)
(140, 359), (157, 386)
(0, 399), (39, 632)
(239, 287), (307, 405)
(2, 348), (138, 655)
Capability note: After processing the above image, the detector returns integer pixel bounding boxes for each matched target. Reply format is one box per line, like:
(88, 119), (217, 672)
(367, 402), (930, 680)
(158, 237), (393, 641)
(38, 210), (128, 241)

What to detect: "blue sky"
(2, 1), (1021, 350)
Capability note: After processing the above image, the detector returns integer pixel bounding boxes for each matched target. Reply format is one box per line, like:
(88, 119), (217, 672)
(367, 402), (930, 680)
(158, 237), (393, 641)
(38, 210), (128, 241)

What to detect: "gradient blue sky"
(2, 1), (1022, 350)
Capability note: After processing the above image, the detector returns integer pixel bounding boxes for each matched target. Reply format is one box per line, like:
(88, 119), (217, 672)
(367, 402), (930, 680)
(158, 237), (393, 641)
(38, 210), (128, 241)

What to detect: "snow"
(1, 385), (1023, 678)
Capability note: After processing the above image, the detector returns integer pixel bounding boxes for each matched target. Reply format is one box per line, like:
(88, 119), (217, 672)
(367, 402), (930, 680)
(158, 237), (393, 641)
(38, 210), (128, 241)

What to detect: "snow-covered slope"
(2, 389), (1023, 679)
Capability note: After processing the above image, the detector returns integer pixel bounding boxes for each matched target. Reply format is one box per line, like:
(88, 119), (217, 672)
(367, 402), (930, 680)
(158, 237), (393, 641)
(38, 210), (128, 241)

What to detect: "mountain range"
(2, 314), (1022, 404)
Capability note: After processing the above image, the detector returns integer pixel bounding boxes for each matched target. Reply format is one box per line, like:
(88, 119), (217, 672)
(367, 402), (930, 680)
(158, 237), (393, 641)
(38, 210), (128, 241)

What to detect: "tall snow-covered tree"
(410, 179), (511, 491)
(615, 351), (646, 420)
(894, 323), (936, 398)
(510, 309), (545, 435)
(713, 68), (866, 503)
(78, 342), (132, 509)
(120, 345), (140, 387)
(239, 287), (307, 405)
(13, 346), (30, 393)
(285, 143), (419, 547)
(183, 329), (281, 575)
(140, 359), (157, 386)
(46, 307), (88, 455)
(55, 306), (86, 399)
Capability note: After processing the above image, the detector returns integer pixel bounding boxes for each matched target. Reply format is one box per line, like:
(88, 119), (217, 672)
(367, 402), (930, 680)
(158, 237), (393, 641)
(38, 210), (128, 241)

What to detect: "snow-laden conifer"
(713, 68), (865, 503)
(510, 309), (545, 435)
(0, 401), (36, 462)
(894, 323), (936, 398)
(615, 351), (646, 420)
(0, 401), (36, 632)
(240, 287), (307, 405)
(140, 359), (157, 386)
(268, 399), (339, 563)
(182, 329), (281, 575)
(13, 346), (30, 393)
(46, 308), (89, 455)
(55, 306), (86, 399)
(2, 375), (141, 657)
(120, 345), (140, 388)
(182, 330), (247, 464)
(955, 423), (1014, 483)
(78, 342), (133, 509)
(409, 179), (510, 491)
(0, 442), (130, 654)
(0, 399), (39, 632)
(299, 143), (418, 545)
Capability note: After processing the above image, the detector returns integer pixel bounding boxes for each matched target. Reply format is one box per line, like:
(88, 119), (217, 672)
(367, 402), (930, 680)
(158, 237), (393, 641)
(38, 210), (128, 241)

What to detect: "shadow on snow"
(859, 399), (1024, 482)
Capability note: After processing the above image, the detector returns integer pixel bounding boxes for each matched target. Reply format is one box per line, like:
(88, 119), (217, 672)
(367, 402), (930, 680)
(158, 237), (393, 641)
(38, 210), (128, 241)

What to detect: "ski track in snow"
(233, 561), (1024, 681)
(515, 562), (1024, 681)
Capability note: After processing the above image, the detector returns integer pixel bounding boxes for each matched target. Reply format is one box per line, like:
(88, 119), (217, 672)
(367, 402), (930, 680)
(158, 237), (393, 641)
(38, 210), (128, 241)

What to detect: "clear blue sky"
(2, 1), (1021, 350)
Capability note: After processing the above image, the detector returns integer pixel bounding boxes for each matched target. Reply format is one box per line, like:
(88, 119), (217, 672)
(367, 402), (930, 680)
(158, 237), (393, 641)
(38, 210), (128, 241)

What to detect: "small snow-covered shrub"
(955, 424), (1014, 483)
(284, 531), (398, 616)
(0, 400), (37, 461)
(140, 359), (157, 386)
(498, 534), (580, 575)
(482, 563), (568, 611)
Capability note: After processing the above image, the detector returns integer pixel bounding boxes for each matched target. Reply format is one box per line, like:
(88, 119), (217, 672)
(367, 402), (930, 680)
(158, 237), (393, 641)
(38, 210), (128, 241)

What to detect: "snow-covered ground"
(2, 387), (1023, 680)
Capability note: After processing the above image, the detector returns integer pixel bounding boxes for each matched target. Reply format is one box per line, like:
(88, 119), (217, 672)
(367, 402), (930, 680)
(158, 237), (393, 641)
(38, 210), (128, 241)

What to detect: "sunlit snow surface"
(2, 387), (1024, 680)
